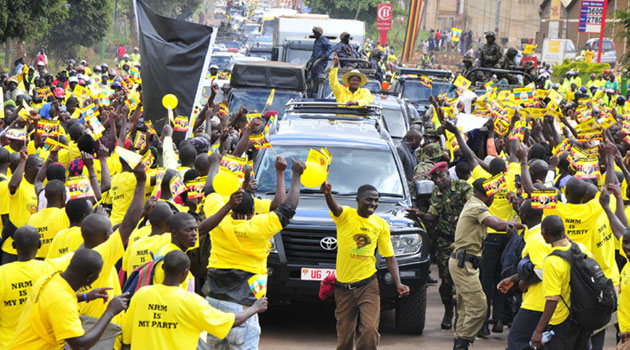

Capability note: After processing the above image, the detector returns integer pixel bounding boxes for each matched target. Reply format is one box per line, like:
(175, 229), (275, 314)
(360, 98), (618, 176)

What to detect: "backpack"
(121, 249), (167, 299)
(550, 243), (617, 330)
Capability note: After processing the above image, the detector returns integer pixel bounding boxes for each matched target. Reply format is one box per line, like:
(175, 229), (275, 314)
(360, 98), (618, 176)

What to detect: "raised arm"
(600, 186), (628, 240)
(284, 159), (305, 210)
(270, 156), (287, 211)
(321, 182), (342, 217)
(35, 148), (59, 196)
(199, 190), (242, 235)
(81, 152), (101, 202)
(118, 163), (147, 245)
(8, 147), (27, 195)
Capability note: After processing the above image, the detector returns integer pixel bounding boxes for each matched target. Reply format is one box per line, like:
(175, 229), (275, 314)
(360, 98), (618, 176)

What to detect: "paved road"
(259, 272), (618, 349)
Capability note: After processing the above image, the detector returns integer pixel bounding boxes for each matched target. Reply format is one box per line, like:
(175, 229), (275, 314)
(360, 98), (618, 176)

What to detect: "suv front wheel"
(394, 285), (427, 334)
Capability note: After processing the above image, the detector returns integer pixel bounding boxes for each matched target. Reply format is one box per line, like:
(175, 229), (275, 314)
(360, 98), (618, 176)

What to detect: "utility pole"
(495, 0), (501, 34)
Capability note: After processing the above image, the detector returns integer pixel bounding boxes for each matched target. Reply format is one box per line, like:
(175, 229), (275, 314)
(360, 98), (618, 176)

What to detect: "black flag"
(134, 0), (213, 131)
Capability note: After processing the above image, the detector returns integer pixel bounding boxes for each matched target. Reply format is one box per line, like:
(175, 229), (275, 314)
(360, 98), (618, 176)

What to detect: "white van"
(541, 38), (577, 64)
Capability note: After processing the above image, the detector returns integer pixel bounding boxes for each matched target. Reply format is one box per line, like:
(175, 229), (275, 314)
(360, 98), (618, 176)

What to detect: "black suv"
(254, 103), (430, 334)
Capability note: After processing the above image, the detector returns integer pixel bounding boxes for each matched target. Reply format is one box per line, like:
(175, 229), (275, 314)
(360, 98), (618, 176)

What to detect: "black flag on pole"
(134, 0), (213, 131)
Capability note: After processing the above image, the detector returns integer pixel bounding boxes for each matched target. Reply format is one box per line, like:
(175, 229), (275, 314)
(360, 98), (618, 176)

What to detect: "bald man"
(8, 248), (129, 350)
(122, 250), (267, 350)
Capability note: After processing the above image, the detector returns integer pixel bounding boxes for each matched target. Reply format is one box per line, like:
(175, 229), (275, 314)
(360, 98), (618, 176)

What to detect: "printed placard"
(174, 116), (189, 132)
(220, 154), (247, 179)
(531, 190), (558, 209)
(116, 146), (142, 169)
(67, 175), (95, 199)
(483, 173), (507, 196)
(37, 120), (60, 138)
(577, 130), (602, 143)
(186, 177), (206, 199)
(249, 133), (271, 149)
(575, 157), (601, 179)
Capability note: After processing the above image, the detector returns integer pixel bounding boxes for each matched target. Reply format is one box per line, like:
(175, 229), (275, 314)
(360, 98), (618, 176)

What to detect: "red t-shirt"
(117, 46), (127, 59)
(435, 32), (441, 40)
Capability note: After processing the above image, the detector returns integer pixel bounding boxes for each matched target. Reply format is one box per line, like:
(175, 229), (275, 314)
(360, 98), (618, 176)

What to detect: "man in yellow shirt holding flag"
(329, 52), (374, 106)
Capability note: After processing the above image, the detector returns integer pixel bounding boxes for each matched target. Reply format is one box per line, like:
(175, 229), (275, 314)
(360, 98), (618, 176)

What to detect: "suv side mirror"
(271, 47), (279, 61)
(415, 180), (435, 198)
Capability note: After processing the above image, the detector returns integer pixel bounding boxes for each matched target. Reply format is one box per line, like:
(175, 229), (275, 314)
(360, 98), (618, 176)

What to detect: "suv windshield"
(285, 48), (312, 65)
(229, 90), (300, 115)
(256, 145), (404, 197)
(381, 107), (406, 139)
(210, 56), (232, 71)
(402, 80), (451, 103)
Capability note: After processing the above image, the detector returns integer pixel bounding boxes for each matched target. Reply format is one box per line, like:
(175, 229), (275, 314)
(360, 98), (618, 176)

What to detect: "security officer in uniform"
(407, 161), (472, 330)
(449, 178), (524, 350)
(479, 31), (502, 79)
(306, 26), (333, 93)
(495, 47), (519, 85)
(334, 32), (361, 68)
(460, 55), (483, 87)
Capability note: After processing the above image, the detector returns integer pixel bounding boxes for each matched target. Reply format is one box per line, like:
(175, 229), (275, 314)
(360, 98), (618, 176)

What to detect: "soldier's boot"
(441, 302), (454, 330)
(453, 338), (471, 350)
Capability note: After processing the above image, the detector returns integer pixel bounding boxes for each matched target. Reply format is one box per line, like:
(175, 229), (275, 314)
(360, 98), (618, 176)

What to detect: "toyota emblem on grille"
(320, 237), (337, 251)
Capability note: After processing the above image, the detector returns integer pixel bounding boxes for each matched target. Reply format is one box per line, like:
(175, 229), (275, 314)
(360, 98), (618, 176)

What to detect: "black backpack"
(550, 243), (617, 331)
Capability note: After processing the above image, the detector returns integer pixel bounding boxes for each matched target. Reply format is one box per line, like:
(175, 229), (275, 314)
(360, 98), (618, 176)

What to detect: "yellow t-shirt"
(0, 177), (9, 236)
(208, 213), (283, 275)
(128, 225), (152, 246)
(7, 272), (84, 350)
(77, 231), (124, 324)
(110, 171), (138, 225)
(543, 241), (589, 325)
(520, 225), (551, 312)
(27, 207), (70, 258)
(57, 142), (81, 168)
(152, 243), (194, 290)
(203, 192), (271, 217)
(332, 206), (395, 283)
(0, 260), (55, 348)
(488, 163), (519, 234)
(619, 258), (630, 332)
(122, 284), (235, 349)
(469, 165), (490, 183)
(3, 179), (39, 255)
(328, 67), (374, 106)
(123, 233), (171, 276)
(46, 226), (83, 259)
(544, 195), (620, 285)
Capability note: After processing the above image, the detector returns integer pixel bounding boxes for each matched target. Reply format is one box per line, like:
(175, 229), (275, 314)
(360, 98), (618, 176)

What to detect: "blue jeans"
(203, 297), (260, 350)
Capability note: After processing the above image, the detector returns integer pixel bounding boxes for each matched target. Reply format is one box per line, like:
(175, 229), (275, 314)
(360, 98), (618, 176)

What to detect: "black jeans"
(507, 308), (542, 350)
(545, 319), (590, 350)
(480, 233), (508, 323)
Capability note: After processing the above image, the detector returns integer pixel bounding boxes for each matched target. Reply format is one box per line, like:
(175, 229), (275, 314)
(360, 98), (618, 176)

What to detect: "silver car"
(586, 38), (617, 67)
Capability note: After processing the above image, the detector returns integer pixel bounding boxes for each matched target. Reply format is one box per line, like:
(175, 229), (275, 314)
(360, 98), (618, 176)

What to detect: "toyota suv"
(254, 103), (430, 334)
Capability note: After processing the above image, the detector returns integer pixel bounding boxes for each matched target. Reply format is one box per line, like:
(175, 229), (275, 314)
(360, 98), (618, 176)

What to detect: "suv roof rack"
(395, 68), (452, 80)
(285, 100), (382, 116)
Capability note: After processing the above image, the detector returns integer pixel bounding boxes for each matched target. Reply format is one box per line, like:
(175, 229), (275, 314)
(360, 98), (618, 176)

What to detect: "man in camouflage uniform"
(479, 32), (502, 82)
(408, 161), (472, 330)
(495, 47), (519, 85)
(460, 55), (484, 88)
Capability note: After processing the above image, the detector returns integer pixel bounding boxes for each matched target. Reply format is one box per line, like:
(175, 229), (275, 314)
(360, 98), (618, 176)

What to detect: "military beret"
(428, 161), (448, 176)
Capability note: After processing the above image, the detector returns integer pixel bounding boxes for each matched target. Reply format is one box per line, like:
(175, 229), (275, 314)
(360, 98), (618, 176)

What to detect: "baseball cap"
(53, 87), (65, 98)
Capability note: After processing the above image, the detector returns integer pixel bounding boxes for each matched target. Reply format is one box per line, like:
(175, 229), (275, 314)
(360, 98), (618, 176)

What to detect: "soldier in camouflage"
(460, 55), (483, 87)
(479, 32), (502, 83)
(495, 47), (519, 85)
(407, 161), (473, 330)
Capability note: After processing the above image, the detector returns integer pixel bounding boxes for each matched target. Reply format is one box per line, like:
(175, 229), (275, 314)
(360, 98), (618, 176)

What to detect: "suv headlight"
(390, 233), (422, 256)
(269, 237), (278, 253)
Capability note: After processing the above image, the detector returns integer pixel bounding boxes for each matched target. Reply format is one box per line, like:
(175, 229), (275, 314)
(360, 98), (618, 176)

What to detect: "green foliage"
(552, 60), (610, 82)
(616, 7), (630, 73)
(306, 0), (382, 25)
(46, 0), (112, 67)
(0, 0), (68, 42)
(121, 0), (203, 20)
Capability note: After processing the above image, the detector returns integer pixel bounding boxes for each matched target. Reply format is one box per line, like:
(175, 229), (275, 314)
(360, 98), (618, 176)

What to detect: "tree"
(616, 7), (630, 72)
(46, 0), (113, 69)
(0, 0), (68, 43)
(120, 0), (204, 52)
(306, 0), (381, 24)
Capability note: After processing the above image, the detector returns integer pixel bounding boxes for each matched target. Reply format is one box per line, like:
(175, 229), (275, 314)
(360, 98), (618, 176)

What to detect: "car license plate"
(300, 268), (336, 281)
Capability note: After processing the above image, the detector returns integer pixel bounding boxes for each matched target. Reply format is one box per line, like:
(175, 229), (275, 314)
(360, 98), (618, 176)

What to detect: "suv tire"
(394, 284), (427, 334)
